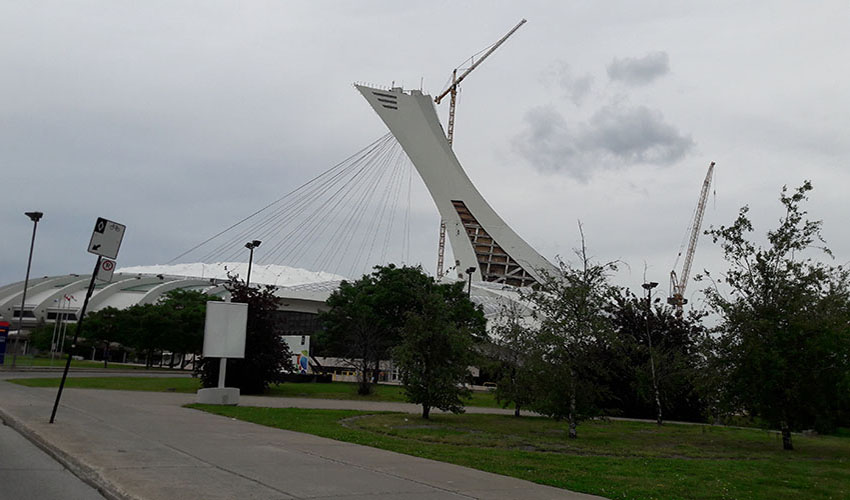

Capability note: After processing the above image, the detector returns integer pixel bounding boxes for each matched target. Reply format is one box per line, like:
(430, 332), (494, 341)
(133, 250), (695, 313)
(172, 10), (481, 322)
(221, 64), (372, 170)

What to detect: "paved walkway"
(0, 418), (105, 499)
(0, 375), (602, 500)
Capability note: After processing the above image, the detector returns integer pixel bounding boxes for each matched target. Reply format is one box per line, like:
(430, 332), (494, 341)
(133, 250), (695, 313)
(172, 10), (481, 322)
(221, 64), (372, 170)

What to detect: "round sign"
(101, 260), (115, 272)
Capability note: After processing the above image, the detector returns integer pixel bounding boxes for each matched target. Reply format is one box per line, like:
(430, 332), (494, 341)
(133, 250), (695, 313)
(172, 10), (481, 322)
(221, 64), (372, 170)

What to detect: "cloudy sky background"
(2, 1), (848, 308)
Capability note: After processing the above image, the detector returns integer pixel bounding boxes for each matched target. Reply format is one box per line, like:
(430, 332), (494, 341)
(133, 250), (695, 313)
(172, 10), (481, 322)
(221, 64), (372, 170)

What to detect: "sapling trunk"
(781, 423), (794, 450)
(569, 371), (578, 439)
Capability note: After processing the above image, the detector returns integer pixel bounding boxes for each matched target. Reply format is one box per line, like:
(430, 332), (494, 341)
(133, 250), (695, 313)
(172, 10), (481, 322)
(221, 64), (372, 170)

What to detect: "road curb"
(0, 406), (137, 500)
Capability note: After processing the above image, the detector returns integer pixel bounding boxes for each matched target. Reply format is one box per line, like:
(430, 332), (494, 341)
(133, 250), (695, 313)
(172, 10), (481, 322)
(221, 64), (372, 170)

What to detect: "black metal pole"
(466, 266), (476, 297)
(12, 216), (41, 368)
(50, 256), (101, 424)
(246, 247), (254, 287)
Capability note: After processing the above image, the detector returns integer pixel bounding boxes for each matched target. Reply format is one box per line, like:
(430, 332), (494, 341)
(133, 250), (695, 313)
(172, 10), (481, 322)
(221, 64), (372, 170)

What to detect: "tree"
(523, 229), (618, 438)
(120, 303), (164, 368)
(28, 320), (60, 353)
(602, 290), (708, 422)
(393, 280), (485, 419)
(196, 279), (293, 394)
(85, 307), (122, 367)
(702, 181), (850, 450)
(490, 302), (537, 417)
(156, 289), (216, 368)
(319, 264), (435, 395)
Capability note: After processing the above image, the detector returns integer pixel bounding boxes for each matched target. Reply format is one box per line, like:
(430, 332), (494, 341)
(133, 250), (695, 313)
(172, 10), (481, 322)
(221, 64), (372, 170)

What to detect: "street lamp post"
(12, 211), (43, 368)
(244, 240), (261, 287)
(641, 281), (663, 426)
(465, 266), (477, 297)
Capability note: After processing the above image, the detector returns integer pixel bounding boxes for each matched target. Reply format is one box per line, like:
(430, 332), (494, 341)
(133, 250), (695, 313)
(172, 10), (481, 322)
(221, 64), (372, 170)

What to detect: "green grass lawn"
(11, 376), (201, 392)
(8, 377), (501, 407)
(1, 355), (186, 370)
(190, 405), (850, 500)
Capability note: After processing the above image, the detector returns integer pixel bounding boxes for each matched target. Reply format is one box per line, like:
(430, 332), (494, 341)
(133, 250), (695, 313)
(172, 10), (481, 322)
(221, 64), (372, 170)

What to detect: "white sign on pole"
(96, 259), (116, 283)
(203, 301), (247, 359)
(87, 217), (126, 259)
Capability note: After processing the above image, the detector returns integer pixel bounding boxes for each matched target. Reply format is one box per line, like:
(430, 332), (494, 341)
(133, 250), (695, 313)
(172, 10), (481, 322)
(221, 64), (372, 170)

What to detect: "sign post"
(50, 217), (125, 423)
(196, 301), (247, 405)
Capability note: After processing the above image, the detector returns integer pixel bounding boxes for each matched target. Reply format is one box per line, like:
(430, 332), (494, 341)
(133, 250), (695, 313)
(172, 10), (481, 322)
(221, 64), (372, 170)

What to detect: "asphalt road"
(0, 420), (105, 500)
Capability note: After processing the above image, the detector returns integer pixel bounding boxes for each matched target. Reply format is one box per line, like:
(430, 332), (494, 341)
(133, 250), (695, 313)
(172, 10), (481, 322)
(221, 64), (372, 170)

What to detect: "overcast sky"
(2, 1), (848, 308)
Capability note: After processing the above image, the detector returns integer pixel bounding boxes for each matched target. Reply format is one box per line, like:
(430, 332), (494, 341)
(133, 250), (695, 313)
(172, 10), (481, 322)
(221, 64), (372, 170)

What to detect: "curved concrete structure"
(0, 272), (524, 331)
(356, 84), (557, 286)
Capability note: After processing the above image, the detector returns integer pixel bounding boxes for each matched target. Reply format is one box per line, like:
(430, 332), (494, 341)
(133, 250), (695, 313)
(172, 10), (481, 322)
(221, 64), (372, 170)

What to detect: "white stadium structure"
(1, 84), (548, 354)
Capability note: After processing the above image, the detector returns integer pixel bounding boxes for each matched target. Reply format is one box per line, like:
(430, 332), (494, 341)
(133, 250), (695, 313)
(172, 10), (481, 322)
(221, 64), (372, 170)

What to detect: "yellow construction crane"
(668, 161), (715, 315)
(433, 18), (527, 279)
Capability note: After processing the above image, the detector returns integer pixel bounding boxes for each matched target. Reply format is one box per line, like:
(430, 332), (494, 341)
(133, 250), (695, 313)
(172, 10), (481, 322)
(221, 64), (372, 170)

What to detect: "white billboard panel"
(203, 301), (247, 358)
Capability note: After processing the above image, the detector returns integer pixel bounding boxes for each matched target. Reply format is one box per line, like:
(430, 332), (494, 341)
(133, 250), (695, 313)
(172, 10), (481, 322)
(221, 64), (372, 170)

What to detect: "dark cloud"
(542, 62), (595, 105)
(513, 104), (694, 180)
(607, 52), (670, 86)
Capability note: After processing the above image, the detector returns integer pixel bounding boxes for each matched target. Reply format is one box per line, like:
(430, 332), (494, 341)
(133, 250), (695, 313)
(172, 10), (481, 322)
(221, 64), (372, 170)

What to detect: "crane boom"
(669, 161), (715, 314)
(434, 18), (527, 278)
(434, 18), (527, 104)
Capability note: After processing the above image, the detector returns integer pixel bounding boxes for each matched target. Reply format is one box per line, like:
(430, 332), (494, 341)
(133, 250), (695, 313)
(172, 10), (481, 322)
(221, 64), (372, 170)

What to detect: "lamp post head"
(25, 211), (43, 223)
(641, 282), (659, 291)
(466, 266), (477, 275)
(245, 240), (262, 250)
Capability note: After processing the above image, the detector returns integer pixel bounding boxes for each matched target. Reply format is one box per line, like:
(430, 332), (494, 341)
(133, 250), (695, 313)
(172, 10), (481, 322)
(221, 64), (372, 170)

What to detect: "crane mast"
(434, 18), (527, 279)
(668, 161), (715, 315)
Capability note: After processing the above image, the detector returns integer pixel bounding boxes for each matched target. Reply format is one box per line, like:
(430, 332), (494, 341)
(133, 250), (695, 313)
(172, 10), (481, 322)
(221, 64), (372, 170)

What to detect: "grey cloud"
(543, 62), (595, 105)
(513, 104), (693, 180)
(607, 52), (670, 86)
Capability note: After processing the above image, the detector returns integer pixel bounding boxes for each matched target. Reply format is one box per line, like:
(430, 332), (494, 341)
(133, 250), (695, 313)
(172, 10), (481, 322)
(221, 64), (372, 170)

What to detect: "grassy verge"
(8, 377), (501, 407)
(1, 356), (187, 370)
(10, 376), (200, 392)
(190, 405), (850, 500)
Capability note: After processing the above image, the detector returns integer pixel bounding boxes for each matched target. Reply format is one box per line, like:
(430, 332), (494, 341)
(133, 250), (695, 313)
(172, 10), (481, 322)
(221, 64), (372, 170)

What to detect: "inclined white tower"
(356, 84), (557, 286)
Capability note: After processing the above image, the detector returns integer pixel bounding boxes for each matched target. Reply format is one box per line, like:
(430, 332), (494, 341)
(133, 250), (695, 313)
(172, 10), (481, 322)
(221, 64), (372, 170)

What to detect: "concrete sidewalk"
(0, 380), (602, 500)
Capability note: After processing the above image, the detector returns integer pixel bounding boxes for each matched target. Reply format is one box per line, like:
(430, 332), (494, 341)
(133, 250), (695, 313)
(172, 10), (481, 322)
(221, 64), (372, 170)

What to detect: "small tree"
(490, 302), (537, 417)
(524, 227), (617, 438)
(702, 181), (850, 449)
(603, 290), (708, 422)
(393, 281), (485, 419)
(319, 264), (434, 395)
(157, 289), (216, 368)
(196, 279), (293, 394)
(85, 306), (122, 367)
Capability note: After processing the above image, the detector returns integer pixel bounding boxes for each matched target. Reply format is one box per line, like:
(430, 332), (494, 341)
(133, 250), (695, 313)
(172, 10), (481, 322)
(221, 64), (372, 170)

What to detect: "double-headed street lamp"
(244, 240), (261, 287)
(12, 211), (43, 368)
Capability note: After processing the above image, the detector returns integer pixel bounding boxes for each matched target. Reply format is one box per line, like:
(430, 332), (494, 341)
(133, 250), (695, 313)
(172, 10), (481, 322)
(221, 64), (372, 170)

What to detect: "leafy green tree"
(524, 231), (618, 438)
(119, 303), (164, 367)
(85, 306), (123, 367)
(602, 290), (708, 422)
(490, 303), (538, 417)
(702, 181), (850, 449)
(319, 264), (435, 395)
(156, 289), (217, 368)
(196, 279), (293, 394)
(393, 280), (485, 419)
(28, 321), (60, 353)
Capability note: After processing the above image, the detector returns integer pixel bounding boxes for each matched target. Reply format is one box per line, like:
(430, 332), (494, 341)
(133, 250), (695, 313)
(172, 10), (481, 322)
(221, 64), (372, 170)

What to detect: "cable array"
(169, 134), (415, 279)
